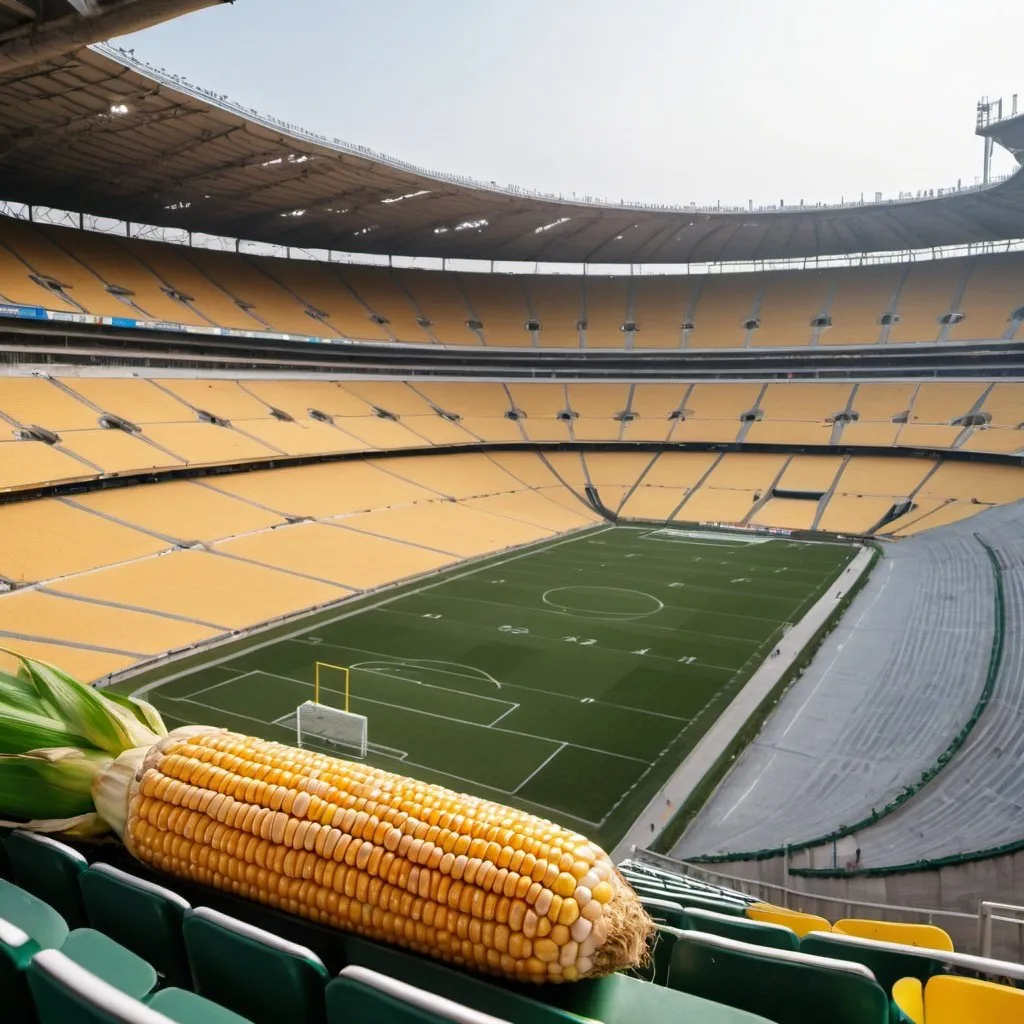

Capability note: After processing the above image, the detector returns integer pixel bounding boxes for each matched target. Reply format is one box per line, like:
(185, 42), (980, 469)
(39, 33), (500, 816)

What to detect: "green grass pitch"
(113, 525), (856, 849)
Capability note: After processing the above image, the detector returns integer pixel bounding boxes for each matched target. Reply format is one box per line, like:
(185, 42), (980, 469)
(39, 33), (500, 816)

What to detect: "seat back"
(337, 929), (581, 1021)
(669, 930), (892, 1024)
(26, 949), (173, 1024)
(80, 864), (191, 988)
(0, 916), (42, 1024)
(832, 918), (954, 952)
(327, 965), (512, 1024)
(183, 906), (328, 1024)
(681, 907), (799, 951)
(746, 903), (832, 937)
(892, 977), (923, 1024)
(924, 973), (1024, 1023)
(800, 931), (941, 992)
(0, 878), (69, 950)
(6, 832), (88, 930)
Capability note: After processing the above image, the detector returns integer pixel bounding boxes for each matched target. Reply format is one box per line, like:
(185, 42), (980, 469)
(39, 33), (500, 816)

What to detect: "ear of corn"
(0, 652), (653, 983)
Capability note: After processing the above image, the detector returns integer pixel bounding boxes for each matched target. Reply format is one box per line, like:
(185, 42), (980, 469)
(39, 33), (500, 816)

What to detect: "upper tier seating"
(2, 375), (1020, 499)
(4, 217), (1024, 348)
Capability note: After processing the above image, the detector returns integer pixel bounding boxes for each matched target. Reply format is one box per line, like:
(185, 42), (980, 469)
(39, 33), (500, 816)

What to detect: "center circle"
(541, 586), (664, 619)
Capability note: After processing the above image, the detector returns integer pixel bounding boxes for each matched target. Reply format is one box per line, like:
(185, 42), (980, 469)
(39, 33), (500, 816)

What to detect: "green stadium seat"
(327, 965), (511, 1023)
(0, 874), (157, 998)
(336, 929), (582, 1022)
(80, 863), (191, 988)
(668, 930), (893, 1024)
(6, 831), (89, 929)
(183, 906), (329, 1024)
(61, 928), (157, 1001)
(642, 924), (683, 985)
(681, 907), (799, 951)
(541, 967), (777, 1023)
(148, 987), (255, 1024)
(27, 948), (251, 1024)
(0, 916), (42, 1024)
(800, 931), (941, 992)
(641, 894), (747, 930)
(0, 877), (69, 949)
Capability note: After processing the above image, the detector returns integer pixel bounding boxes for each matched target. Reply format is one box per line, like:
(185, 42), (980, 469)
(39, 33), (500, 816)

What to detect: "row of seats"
(1, 374), (1020, 497)
(4, 218), (1024, 347)
(0, 831), (765, 1024)
(0, 450), (1020, 683)
(679, 521), (1003, 862)
(0, 452), (601, 681)
(0, 831), (532, 1024)
(618, 861), (1024, 1023)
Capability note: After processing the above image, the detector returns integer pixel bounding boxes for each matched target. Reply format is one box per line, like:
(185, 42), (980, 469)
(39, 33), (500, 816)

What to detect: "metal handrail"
(980, 901), (1024, 958)
(633, 847), (976, 926)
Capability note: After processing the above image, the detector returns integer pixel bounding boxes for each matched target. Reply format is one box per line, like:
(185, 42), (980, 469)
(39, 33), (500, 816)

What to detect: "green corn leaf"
(104, 691), (168, 738)
(0, 748), (110, 821)
(0, 705), (92, 755)
(0, 670), (49, 716)
(6, 650), (136, 755)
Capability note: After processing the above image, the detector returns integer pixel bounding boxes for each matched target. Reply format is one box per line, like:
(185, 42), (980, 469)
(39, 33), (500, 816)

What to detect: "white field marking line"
(176, 691), (599, 828)
(291, 637), (697, 719)
(184, 670), (258, 700)
(509, 565), (817, 611)
(777, 558), (895, 743)
(221, 669), (653, 765)
(352, 658), (502, 690)
(513, 743), (569, 794)
(718, 753), (779, 825)
(349, 664), (514, 709)
(592, 554), (859, 831)
(541, 585), (664, 619)
(504, 553), (832, 585)
(378, 602), (763, 649)
(129, 524), (615, 699)
(489, 705), (520, 727)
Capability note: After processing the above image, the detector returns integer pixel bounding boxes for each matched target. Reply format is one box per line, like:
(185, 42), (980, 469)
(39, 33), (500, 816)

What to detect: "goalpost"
(295, 661), (368, 758)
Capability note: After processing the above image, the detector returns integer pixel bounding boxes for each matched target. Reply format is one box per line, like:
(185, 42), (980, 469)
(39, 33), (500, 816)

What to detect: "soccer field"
(113, 525), (857, 849)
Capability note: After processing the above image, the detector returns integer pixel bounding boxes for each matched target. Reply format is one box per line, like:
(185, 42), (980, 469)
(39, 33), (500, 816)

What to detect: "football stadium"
(0, 1), (1023, 1021)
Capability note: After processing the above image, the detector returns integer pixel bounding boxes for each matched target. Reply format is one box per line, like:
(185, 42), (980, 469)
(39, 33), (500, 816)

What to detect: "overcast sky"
(116, 0), (1023, 209)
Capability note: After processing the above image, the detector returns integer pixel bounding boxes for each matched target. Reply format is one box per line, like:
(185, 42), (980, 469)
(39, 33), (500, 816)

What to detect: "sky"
(116, 0), (1024, 210)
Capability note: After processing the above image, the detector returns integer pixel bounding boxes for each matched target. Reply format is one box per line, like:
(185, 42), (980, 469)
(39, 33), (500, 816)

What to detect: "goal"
(295, 700), (368, 759)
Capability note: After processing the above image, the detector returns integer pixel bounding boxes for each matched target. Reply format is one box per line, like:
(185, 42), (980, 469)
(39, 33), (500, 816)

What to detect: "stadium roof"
(2, 43), (1024, 264)
(0, 1), (224, 73)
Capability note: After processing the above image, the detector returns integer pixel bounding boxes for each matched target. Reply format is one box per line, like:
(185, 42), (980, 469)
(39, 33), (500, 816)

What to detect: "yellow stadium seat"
(746, 904), (832, 938)
(831, 919), (953, 952)
(923, 974), (1024, 1023)
(892, 976), (924, 1024)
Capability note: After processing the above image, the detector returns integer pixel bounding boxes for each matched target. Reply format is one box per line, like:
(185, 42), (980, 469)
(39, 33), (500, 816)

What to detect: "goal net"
(295, 700), (368, 759)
